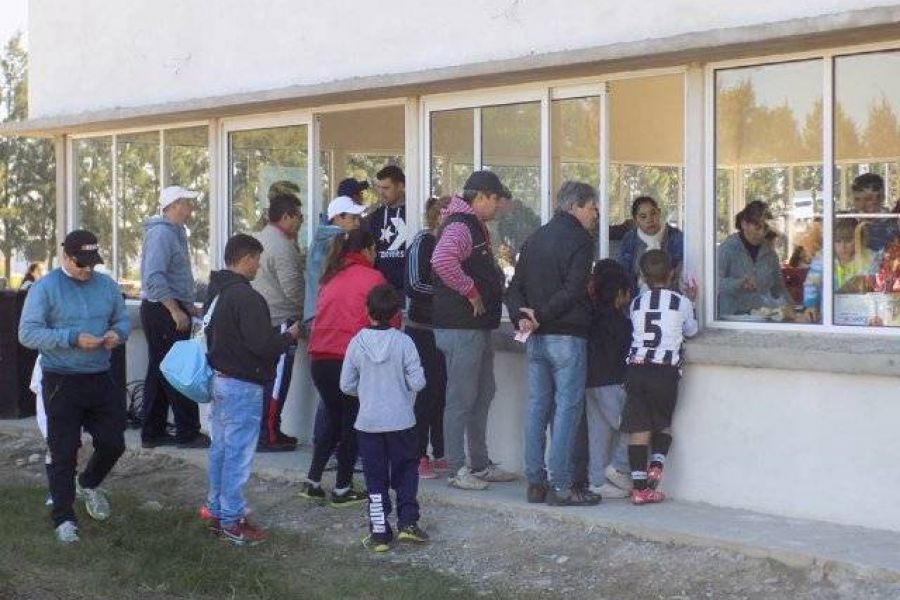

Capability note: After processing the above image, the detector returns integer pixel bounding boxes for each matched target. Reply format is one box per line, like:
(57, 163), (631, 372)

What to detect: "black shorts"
(621, 364), (680, 433)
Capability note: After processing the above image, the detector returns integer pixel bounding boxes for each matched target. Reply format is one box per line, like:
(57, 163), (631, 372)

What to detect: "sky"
(0, 0), (27, 47)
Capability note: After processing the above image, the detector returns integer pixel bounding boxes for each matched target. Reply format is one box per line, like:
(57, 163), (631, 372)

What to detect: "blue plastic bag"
(160, 296), (219, 404)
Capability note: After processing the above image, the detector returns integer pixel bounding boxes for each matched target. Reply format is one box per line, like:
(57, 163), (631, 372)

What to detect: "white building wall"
(28, 0), (898, 118)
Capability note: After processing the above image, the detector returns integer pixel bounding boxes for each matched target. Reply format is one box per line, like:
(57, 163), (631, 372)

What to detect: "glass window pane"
(551, 96), (600, 244)
(715, 61), (822, 323)
(229, 125), (309, 247)
(482, 102), (541, 268)
(117, 131), (160, 298)
(74, 136), (113, 276)
(165, 126), (210, 301)
(834, 51), (900, 327)
(431, 108), (474, 198)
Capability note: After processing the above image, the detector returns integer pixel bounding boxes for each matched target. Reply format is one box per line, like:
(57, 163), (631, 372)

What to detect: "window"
(73, 126), (210, 299)
(430, 108), (474, 198)
(714, 61), (823, 323)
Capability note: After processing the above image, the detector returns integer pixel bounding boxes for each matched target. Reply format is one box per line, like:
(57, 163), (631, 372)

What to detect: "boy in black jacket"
(202, 234), (301, 545)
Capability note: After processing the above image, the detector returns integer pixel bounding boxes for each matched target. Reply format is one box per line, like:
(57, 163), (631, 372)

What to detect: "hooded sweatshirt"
(303, 224), (343, 326)
(366, 202), (408, 292)
(339, 326), (426, 433)
(204, 269), (294, 384)
(140, 215), (195, 303)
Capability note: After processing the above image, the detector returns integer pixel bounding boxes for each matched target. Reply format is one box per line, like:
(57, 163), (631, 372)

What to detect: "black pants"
(140, 300), (200, 443)
(307, 359), (359, 489)
(405, 326), (446, 459)
(43, 371), (126, 527)
(261, 321), (296, 443)
(358, 427), (420, 542)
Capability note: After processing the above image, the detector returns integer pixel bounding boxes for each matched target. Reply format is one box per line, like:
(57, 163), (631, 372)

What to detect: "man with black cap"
(431, 170), (518, 490)
(19, 230), (130, 543)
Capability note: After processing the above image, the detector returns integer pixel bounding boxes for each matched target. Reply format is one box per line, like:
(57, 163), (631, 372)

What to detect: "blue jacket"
(19, 269), (130, 374)
(303, 224), (343, 325)
(617, 224), (684, 290)
(140, 215), (195, 303)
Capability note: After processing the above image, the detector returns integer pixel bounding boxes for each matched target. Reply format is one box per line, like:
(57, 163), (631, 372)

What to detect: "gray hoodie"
(140, 215), (195, 303)
(340, 327), (426, 433)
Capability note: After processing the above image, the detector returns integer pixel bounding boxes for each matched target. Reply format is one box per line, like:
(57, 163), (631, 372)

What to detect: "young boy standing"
(340, 285), (427, 551)
(623, 250), (698, 505)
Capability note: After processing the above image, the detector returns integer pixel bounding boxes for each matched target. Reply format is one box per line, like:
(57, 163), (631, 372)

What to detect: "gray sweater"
(340, 327), (426, 433)
(717, 232), (791, 315)
(252, 224), (305, 326)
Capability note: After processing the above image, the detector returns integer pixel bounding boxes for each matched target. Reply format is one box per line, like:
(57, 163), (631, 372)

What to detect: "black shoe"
(397, 524), (429, 543)
(527, 483), (548, 504)
(141, 434), (177, 449)
(177, 433), (211, 449)
(257, 439), (296, 453)
(274, 431), (298, 446)
(546, 487), (601, 507)
(330, 488), (367, 508)
(298, 482), (326, 502)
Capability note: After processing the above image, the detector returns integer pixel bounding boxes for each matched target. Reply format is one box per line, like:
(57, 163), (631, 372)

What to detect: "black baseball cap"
(337, 178), (369, 197)
(463, 170), (511, 199)
(62, 230), (103, 266)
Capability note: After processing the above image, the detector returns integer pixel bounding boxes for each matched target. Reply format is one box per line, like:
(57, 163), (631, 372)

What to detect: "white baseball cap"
(160, 185), (200, 211)
(327, 195), (367, 221)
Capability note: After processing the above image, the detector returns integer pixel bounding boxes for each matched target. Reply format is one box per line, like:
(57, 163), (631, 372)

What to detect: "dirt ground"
(3, 429), (899, 600)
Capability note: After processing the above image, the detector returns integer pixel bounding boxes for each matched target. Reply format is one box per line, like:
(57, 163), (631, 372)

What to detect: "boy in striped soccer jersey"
(623, 249), (698, 505)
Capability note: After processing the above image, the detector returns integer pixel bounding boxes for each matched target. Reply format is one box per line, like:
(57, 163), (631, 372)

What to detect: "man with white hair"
(139, 185), (209, 449)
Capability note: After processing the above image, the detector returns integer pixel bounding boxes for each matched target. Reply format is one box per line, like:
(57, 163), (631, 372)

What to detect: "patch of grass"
(0, 485), (502, 600)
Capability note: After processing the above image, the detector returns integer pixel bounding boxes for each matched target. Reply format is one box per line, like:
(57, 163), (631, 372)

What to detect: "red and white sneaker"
(432, 457), (449, 473)
(631, 488), (666, 505)
(222, 518), (267, 546)
(647, 464), (664, 489)
(418, 457), (438, 480)
(198, 504), (221, 534)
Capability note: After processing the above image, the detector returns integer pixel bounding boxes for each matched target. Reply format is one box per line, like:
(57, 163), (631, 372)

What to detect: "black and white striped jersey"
(628, 287), (699, 367)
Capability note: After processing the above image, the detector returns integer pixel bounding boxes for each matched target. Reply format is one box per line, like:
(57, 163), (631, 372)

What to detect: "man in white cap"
(139, 185), (209, 450)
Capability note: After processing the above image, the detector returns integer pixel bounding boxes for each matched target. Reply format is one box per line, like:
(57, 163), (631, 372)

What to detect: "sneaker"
(76, 480), (111, 521)
(298, 481), (327, 502)
(361, 534), (391, 553)
(198, 505), (221, 534)
(448, 467), (489, 491)
(592, 482), (629, 499)
(631, 487), (666, 505)
(221, 518), (267, 546)
(397, 524), (429, 544)
(55, 520), (79, 544)
(432, 457), (450, 472)
(546, 487), (601, 507)
(257, 439), (297, 453)
(605, 465), (633, 491)
(274, 431), (298, 446)
(471, 462), (518, 483)
(418, 457), (438, 480)
(647, 464), (664, 489)
(177, 433), (211, 449)
(526, 482), (548, 504)
(330, 488), (367, 508)
(141, 433), (177, 449)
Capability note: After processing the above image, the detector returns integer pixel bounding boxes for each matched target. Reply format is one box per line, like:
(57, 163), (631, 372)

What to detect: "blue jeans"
(207, 374), (263, 528)
(524, 334), (587, 491)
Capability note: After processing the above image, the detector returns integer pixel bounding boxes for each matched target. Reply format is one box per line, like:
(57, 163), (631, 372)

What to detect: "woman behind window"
(616, 196), (683, 293)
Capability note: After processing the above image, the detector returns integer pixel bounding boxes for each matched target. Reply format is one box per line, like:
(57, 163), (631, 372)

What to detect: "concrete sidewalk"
(3, 416), (899, 583)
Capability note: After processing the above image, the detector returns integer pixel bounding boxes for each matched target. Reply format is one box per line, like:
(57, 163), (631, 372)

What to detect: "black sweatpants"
(405, 326), (446, 459)
(357, 427), (420, 542)
(261, 321), (297, 443)
(307, 359), (359, 489)
(42, 371), (126, 527)
(140, 300), (200, 443)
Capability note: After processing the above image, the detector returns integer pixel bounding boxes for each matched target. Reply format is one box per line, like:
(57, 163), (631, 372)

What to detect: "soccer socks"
(650, 432), (672, 469)
(628, 444), (649, 491)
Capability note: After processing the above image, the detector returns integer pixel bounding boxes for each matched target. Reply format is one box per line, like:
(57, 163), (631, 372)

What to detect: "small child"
(624, 250), (698, 505)
(340, 284), (428, 552)
(585, 260), (634, 499)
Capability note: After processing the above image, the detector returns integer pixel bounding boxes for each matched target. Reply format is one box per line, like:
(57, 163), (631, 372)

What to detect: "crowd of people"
(19, 164), (705, 549)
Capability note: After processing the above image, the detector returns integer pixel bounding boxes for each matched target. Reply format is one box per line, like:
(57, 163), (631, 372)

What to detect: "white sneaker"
(472, 463), (518, 483)
(77, 480), (111, 521)
(591, 482), (629, 499)
(605, 465), (633, 491)
(448, 467), (489, 490)
(55, 520), (79, 544)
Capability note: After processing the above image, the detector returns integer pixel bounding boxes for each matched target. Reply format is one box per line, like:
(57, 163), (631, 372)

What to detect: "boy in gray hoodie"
(340, 285), (427, 552)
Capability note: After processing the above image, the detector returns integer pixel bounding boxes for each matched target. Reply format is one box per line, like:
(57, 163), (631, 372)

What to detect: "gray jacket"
(717, 232), (790, 315)
(252, 224), (305, 325)
(140, 215), (195, 303)
(340, 327), (426, 433)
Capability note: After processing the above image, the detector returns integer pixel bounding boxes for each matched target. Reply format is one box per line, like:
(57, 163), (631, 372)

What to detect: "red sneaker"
(631, 488), (666, 505)
(647, 464), (663, 489)
(222, 518), (267, 546)
(432, 458), (449, 472)
(198, 505), (221, 534)
(418, 457), (438, 480)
